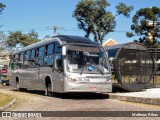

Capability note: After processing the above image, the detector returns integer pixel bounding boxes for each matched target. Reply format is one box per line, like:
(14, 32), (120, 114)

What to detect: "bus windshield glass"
(67, 45), (109, 74)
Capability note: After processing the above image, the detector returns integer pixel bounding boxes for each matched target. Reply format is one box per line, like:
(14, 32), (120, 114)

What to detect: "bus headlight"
(67, 77), (77, 82)
(106, 79), (112, 83)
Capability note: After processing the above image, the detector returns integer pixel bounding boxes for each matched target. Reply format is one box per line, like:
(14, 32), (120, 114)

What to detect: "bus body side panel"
(25, 67), (42, 90)
(38, 67), (54, 91)
(53, 70), (64, 93)
(9, 69), (20, 88)
(8, 71), (16, 88)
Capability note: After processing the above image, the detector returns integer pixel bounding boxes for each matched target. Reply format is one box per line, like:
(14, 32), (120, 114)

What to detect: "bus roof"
(12, 35), (99, 55)
(55, 35), (99, 45)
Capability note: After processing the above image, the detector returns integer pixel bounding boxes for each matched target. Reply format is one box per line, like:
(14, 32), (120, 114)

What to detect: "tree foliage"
(115, 2), (134, 18)
(6, 30), (40, 49)
(0, 3), (5, 29)
(0, 3), (5, 15)
(126, 6), (160, 47)
(73, 0), (133, 44)
(0, 3), (6, 51)
(0, 32), (7, 51)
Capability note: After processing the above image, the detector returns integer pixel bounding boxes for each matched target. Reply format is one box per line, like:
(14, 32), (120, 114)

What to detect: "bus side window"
(55, 42), (62, 53)
(14, 54), (21, 69)
(44, 44), (54, 66)
(37, 46), (44, 66)
(24, 51), (31, 67)
(30, 49), (36, 66)
(19, 53), (24, 68)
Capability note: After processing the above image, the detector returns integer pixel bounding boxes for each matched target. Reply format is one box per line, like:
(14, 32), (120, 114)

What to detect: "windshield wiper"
(89, 59), (104, 75)
(80, 64), (86, 75)
(80, 57), (88, 75)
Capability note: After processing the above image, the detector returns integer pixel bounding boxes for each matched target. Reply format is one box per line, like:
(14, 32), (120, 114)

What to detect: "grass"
(151, 75), (160, 84)
(0, 93), (13, 108)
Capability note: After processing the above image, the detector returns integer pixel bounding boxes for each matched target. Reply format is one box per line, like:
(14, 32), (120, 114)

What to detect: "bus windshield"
(66, 45), (109, 74)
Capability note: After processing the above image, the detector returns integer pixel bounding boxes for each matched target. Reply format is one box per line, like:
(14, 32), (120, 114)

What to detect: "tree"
(0, 3), (6, 51)
(0, 31), (7, 51)
(126, 6), (160, 47)
(0, 3), (5, 14)
(6, 30), (40, 50)
(0, 3), (5, 28)
(73, 0), (133, 44)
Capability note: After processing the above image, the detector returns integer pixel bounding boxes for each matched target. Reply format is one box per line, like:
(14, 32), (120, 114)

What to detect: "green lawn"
(0, 93), (13, 108)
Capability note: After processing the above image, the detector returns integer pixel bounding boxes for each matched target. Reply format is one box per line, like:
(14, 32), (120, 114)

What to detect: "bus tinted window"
(39, 47), (44, 57)
(15, 54), (19, 59)
(44, 44), (54, 66)
(16, 53), (23, 68)
(20, 53), (24, 61)
(47, 44), (54, 55)
(31, 49), (36, 59)
(30, 49), (36, 66)
(24, 51), (31, 67)
(37, 47), (44, 66)
(26, 51), (31, 60)
(55, 42), (61, 53)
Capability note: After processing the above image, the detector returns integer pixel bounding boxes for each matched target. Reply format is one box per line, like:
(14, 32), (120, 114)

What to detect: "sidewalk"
(109, 88), (160, 105)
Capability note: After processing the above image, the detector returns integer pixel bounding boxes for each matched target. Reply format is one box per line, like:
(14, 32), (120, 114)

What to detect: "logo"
(2, 112), (11, 117)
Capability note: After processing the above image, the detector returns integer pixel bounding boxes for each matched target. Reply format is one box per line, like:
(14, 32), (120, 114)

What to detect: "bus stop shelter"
(105, 42), (155, 91)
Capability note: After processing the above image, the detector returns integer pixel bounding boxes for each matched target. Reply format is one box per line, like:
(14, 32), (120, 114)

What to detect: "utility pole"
(53, 26), (57, 36)
(48, 26), (64, 36)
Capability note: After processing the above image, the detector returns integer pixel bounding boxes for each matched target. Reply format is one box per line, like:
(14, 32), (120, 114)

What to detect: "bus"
(8, 35), (112, 96)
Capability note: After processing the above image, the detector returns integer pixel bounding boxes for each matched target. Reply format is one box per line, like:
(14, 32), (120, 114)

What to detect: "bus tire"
(45, 77), (53, 96)
(16, 77), (20, 91)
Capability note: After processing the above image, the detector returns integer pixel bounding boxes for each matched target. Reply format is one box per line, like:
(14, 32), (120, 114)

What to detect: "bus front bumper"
(64, 81), (112, 93)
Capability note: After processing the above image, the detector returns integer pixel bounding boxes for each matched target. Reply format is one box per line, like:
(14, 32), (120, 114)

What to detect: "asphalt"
(109, 87), (160, 105)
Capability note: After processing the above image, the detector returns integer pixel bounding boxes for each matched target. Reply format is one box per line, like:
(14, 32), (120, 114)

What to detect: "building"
(0, 51), (10, 69)
(102, 38), (118, 47)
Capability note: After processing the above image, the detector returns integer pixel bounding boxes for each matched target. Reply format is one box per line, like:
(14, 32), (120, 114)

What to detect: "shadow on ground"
(112, 86), (128, 93)
(12, 88), (110, 100)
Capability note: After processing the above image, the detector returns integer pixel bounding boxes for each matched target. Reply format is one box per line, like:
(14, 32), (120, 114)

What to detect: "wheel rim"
(16, 82), (20, 90)
(47, 83), (52, 96)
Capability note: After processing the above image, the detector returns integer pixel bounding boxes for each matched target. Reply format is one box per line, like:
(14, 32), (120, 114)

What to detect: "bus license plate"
(78, 78), (90, 83)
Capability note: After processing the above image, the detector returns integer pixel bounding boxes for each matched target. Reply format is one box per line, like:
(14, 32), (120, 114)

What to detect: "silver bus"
(9, 35), (112, 96)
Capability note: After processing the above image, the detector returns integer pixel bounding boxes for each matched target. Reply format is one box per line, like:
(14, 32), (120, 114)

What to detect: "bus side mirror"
(62, 46), (66, 56)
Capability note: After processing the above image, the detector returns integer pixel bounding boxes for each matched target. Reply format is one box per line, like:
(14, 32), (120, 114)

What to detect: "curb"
(0, 96), (17, 111)
(109, 94), (160, 105)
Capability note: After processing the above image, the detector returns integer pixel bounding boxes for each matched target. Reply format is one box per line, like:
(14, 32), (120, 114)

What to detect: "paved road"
(0, 85), (159, 120)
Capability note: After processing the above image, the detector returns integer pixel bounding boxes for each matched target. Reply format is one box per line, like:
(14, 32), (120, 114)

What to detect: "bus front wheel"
(16, 77), (20, 91)
(45, 78), (53, 96)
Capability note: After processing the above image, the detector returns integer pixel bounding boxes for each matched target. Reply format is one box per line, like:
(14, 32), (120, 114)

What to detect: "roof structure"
(102, 38), (117, 47)
(13, 35), (99, 55)
(0, 51), (10, 66)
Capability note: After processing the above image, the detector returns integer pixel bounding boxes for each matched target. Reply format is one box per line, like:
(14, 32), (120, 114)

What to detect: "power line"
(0, 26), (132, 34)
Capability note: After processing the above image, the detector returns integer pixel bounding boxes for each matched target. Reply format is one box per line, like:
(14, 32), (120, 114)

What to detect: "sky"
(0, 0), (160, 44)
